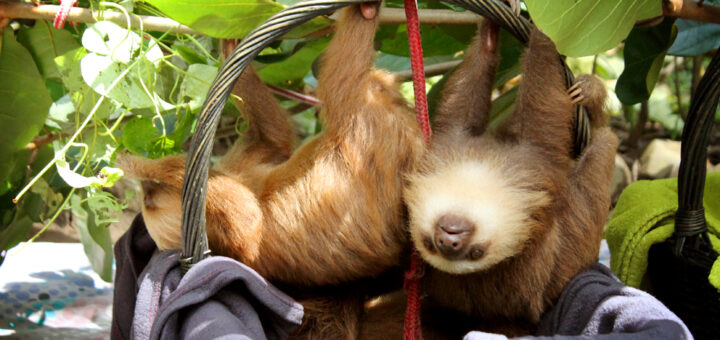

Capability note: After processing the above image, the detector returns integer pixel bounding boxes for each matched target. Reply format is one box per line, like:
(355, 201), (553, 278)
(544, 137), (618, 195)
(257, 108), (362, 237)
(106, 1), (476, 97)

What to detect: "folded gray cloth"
(112, 214), (304, 340)
(464, 263), (692, 340)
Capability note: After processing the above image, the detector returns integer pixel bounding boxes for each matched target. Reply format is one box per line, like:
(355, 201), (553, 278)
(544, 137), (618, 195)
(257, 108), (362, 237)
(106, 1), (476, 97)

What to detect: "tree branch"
(663, 0), (720, 24)
(394, 60), (461, 82)
(0, 2), (479, 36)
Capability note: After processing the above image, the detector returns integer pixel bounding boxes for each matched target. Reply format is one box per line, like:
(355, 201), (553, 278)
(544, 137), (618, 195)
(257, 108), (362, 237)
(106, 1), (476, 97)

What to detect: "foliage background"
(1, 0), (719, 280)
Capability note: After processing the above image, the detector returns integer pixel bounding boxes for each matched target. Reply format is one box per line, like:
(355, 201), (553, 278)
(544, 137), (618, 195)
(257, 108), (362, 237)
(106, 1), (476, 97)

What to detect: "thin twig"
(673, 57), (686, 120)
(394, 60), (461, 82)
(24, 133), (68, 150)
(0, 2), (480, 35)
(626, 101), (649, 149)
(691, 55), (703, 97)
(0, 2), (201, 34)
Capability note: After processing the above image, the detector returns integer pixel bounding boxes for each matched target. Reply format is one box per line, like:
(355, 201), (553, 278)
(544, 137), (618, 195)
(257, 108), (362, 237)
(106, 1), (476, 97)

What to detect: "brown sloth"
(360, 21), (618, 339)
(117, 4), (423, 288)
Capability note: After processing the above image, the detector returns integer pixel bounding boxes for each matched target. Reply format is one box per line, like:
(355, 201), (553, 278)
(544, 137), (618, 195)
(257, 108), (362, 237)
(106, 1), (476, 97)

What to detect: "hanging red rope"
(403, 0), (432, 145)
(402, 0), (430, 339)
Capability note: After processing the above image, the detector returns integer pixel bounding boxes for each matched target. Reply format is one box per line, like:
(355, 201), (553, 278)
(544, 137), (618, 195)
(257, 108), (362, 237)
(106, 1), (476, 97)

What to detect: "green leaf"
(17, 21), (81, 79)
(616, 18), (676, 105)
(80, 53), (173, 110)
(121, 115), (177, 157)
(668, 19), (720, 57)
(82, 21), (163, 64)
(0, 29), (52, 185)
(172, 44), (206, 65)
(525, 0), (662, 57)
(144, 0), (330, 39)
(376, 24), (468, 57)
(0, 214), (34, 252)
(56, 160), (98, 188)
(55, 48), (119, 120)
(121, 115), (158, 155)
(258, 37), (328, 87)
(28, 178), (63, 222)
(180, 63), (218, 110)
(72, 193), (114, 282)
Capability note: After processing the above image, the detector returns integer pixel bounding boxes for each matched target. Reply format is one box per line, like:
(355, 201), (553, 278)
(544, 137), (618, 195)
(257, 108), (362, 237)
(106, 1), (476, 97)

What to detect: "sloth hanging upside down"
(118, 3), (424, 288)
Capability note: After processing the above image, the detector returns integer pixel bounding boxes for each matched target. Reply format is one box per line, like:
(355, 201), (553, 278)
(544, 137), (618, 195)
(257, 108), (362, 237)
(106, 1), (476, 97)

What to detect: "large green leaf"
(121, 115), (178, 157)
(0, 29), (52, 183)
(616, 18), (676, 105)
(180, 63), (219, 110)
(0, 214), (34, 252)
(143, 0), (330, 39)
(525, 0), (662, 57)
(55, 48), (119, 120)
(72, 193), (114, 282)
(17, 21), (80, 79)
(668, 20), (720, 57)
(258, 37), (328, 87)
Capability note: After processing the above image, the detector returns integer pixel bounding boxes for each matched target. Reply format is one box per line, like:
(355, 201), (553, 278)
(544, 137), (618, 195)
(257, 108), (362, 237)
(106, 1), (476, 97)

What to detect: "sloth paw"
(502, 0), (521, 15)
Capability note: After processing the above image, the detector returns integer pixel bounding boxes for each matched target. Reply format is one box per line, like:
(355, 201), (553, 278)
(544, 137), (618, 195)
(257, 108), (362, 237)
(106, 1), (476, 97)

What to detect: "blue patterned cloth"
(0, 242), (113, 339)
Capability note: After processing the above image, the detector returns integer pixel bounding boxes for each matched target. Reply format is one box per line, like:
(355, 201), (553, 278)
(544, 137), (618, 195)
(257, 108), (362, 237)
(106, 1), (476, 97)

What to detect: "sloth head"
(116, 153), (260, 252)
(404, 150), (552, 274)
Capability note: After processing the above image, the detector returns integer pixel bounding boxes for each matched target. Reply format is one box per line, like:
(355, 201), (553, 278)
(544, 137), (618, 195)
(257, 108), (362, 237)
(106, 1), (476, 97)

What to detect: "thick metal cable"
(673, 47), (720, 256)
(180, 0), (593, 269)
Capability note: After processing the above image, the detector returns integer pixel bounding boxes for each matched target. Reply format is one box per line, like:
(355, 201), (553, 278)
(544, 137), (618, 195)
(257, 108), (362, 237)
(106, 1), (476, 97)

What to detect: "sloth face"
(139, 180), (184, 250)
(405, 157), (550, 274)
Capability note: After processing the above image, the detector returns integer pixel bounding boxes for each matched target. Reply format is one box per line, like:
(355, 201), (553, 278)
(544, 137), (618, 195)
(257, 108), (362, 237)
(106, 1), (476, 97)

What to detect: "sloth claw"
(568, 81), (586, 104)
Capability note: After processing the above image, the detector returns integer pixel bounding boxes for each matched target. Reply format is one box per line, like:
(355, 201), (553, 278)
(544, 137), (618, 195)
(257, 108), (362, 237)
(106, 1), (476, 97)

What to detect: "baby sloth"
(400, 22), (618, 336)
(118, 4), (423, 287)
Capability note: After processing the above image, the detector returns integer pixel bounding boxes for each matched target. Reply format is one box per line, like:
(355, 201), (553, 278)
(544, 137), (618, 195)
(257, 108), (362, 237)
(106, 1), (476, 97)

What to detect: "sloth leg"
(497, 29), (574, 165)
(433, 20), (500, 137)
(218, 67), (296, 173)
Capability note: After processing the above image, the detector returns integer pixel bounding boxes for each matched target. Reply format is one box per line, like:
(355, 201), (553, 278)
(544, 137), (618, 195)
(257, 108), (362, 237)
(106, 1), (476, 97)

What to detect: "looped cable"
(675, 209), (707, 237)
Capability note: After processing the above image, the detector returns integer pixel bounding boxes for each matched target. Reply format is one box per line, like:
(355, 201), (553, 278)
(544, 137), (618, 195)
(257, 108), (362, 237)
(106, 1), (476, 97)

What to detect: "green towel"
(605, 173), (720, 291)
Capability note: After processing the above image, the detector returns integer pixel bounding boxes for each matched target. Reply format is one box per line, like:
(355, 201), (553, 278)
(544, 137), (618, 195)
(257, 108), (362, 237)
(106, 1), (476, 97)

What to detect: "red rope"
(403, 0), (432, 145)
(402, 0), (430, 339)
(53, 0), (77, 29)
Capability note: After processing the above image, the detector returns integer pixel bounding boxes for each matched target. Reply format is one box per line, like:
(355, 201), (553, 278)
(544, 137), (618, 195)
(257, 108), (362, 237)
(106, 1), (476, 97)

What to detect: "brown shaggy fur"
(118, 5), (422, 287)
(360, 22), (619, 338)
(118, 5), (423, 339)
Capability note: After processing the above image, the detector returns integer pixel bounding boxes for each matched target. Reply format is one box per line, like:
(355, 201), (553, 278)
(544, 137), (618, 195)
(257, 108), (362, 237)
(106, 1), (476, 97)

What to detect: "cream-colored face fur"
(405, 158), (550, 274)
(140, 184), (183, 250)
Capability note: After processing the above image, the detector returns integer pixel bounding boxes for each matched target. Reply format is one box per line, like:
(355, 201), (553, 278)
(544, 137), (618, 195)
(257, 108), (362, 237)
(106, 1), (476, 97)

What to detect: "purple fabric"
(112, 214), (156, 340)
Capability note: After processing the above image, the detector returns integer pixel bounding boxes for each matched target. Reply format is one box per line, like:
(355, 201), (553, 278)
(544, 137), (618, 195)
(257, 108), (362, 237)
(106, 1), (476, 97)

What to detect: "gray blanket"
(464, 263), (692, 340)
(112, 215), (304, 340)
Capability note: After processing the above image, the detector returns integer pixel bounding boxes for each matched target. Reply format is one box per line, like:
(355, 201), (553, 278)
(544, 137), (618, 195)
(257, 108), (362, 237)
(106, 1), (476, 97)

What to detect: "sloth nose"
(434, 214), (475, 259)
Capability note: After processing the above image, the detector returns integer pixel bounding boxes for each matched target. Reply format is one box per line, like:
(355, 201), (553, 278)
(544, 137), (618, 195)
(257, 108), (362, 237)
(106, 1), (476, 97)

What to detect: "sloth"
(118, 3), (423, 288)
(360, 20), (618, 339)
